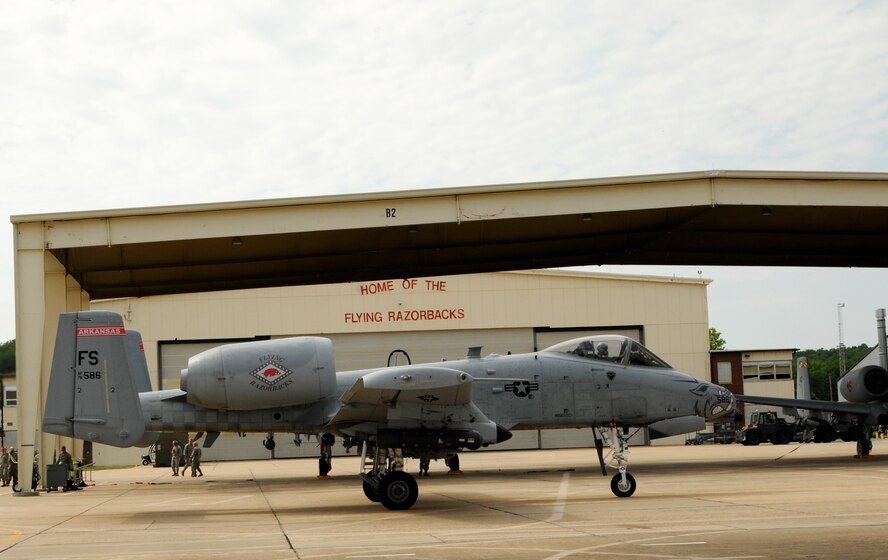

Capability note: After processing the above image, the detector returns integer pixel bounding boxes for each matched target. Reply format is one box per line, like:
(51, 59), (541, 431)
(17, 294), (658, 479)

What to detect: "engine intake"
(838, 365), (888, 403)
(180, 337), (336, 410)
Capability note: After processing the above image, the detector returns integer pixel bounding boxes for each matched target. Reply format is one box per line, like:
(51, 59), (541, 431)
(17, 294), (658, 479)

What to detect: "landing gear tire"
(857, 436), (872, 457)
(610, 472), (636, 498)
(362, 479), (381, 502)
(378, 471), (419, 510)
(445, 454), (460, 472)
(813, 426), (837, 443)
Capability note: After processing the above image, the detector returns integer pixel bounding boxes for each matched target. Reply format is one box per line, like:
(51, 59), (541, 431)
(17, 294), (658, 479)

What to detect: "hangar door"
(156, 328), (535, 460)
(158, 338), (267, 391)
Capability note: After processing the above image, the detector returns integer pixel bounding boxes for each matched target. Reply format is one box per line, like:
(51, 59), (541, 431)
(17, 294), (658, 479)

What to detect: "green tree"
(0, 339), (14, 374)
(709, 327), (726, 351)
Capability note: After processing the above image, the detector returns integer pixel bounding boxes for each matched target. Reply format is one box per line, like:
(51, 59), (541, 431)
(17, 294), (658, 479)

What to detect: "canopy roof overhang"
(12, 170), (888, 300)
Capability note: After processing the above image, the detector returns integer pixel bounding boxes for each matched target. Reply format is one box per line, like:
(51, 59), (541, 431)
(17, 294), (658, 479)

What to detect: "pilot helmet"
(596, 342), (609, 356)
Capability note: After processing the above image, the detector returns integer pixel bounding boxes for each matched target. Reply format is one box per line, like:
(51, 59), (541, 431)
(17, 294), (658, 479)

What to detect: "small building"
(0, 372), (15, 449)
(710, 348), (798, 425)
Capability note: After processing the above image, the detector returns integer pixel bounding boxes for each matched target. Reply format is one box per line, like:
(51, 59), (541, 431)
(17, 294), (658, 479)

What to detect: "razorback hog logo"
(249, 361), (294, 386)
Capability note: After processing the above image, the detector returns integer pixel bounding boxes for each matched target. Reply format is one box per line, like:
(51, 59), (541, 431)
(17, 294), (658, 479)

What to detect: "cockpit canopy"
(544, 335), (672, 369)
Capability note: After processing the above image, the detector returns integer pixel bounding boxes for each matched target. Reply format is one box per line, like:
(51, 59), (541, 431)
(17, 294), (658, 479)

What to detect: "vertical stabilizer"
(43, 312), (147, 447)
(795, 356), (811, 419)
(796, 356), (811, 400)
(126, 330), (153, 394)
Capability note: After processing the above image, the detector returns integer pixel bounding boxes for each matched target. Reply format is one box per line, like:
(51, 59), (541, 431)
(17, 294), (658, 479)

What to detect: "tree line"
(0, 340), (13, 374)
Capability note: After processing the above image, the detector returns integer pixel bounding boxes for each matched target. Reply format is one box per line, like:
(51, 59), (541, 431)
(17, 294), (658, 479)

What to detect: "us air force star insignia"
(505, 380), (540, 397)
(418, 394), (439, 403)
(249, 361), (294, 386)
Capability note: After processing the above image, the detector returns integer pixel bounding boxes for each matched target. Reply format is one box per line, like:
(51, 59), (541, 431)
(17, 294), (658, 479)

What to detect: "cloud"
(1, 1), (887, 342)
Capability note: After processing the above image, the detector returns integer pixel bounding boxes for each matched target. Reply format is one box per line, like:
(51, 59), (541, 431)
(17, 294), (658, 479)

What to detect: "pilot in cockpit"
(596, 342), (609, 360)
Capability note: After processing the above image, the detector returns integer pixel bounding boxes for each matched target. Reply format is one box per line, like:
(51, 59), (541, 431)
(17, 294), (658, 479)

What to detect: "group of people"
(0, 446), (18, 487)
(170, 437), (203, 477)
(1, 445), (78, 491)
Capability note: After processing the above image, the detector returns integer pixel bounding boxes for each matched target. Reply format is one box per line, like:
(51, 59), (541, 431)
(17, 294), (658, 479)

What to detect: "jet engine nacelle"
(838, 365), (888, 403)
(180, 337), (337, 410)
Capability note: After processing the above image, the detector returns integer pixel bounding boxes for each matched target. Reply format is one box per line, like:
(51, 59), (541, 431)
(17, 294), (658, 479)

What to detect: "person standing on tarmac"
(57, 445), (74, 489)
(170, 440), (182, 476)
(57, 446), (74, 472)
(0, 447), (9, 486)
(9, 447), (18, 489)
(183, 436), (194, 474)
(190, 441), (203, 477)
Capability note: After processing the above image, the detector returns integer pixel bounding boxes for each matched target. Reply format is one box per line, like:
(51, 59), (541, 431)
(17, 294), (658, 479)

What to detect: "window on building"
(3, 386), (15, 407)
(716, 361), (733, 384)
(742, 361), (793, 381)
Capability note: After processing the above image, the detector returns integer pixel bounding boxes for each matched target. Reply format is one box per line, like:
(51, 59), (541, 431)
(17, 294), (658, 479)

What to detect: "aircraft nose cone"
(705, 385), (736, 420)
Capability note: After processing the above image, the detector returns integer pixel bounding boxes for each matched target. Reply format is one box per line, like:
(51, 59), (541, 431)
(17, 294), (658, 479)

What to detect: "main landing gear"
(317, 433), (335, 479)
(594, 425), (637, 498)
(360, 443), (419, 510)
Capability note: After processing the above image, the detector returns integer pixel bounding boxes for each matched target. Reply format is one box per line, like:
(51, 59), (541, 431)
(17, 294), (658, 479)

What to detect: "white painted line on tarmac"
(640, 541), (706, 546)
(207, 495), (252, 505)
(546, 471), (571, 522)
(345, 554), (416, 559)
(143, 496), (192, 508)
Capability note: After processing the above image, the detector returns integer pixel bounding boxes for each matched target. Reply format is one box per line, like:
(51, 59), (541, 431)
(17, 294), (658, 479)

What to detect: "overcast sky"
(2, 1), (887, 350)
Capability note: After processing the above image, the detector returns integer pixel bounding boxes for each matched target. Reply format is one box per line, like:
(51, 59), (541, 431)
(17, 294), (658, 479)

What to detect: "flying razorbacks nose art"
(250, 362), (294, 385)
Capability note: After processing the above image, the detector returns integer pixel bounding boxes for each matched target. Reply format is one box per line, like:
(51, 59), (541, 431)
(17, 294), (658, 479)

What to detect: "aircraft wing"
(737, 394), (874, 416)
(328, 365), (476, 426)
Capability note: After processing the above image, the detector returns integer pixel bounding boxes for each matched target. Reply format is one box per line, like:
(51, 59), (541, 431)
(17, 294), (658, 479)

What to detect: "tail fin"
(795, 356), (811, 419)
(796, 356), (811, 400)
(125, 328), (153, 394)
(43, 311), (147, 447)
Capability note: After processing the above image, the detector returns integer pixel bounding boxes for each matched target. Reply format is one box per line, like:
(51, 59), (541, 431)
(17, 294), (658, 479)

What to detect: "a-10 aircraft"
(739, 359), (888, 456)
(43, 311), (736, 510)
(738, 309), (888, 457)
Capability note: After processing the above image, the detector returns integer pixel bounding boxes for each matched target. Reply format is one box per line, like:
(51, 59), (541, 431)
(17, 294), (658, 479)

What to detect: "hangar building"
(18, 170), (887, 476)
(85, 268), (711, 465)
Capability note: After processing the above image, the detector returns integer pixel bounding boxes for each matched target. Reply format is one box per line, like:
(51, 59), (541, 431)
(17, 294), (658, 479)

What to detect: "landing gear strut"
(318, 433), (335, 478)
(856, 426), (873, 458)
(360, 442), (419, 510)
(595, 425), (637, 498)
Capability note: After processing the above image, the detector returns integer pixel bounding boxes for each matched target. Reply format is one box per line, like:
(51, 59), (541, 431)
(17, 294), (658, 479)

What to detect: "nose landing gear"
(594, 424), (637, 498)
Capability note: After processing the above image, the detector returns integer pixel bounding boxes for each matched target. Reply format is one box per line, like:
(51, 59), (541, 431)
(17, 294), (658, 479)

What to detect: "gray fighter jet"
(43, 311), (735, 510)
(738, 309), (888, 456)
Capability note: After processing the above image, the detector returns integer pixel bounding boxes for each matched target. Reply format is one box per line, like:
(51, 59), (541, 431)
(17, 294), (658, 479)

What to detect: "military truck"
(737, 411), (796, 445)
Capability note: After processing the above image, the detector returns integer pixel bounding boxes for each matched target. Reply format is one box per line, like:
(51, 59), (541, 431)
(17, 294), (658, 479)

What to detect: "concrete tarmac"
(2, 440), (888, 559)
